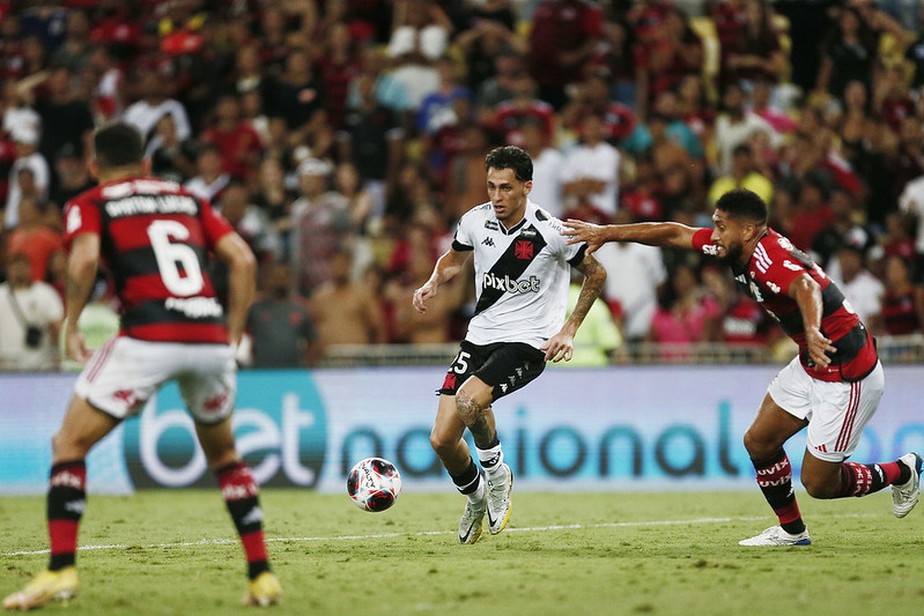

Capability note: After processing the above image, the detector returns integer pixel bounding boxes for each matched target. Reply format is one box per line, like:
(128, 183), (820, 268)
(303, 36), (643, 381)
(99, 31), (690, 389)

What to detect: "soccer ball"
(347, 457), (402, 512)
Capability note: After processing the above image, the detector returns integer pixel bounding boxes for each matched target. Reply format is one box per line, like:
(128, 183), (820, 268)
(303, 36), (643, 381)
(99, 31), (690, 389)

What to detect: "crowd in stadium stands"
(1, 0), (924, 370)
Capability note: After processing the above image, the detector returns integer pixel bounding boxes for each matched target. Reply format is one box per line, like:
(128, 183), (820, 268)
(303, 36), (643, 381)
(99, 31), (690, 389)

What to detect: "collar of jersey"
(497, 216), (528, 236)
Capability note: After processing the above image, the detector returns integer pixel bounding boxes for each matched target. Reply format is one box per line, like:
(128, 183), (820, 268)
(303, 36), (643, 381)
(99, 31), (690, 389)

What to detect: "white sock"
(466, 476), (485, 504)
(476, 443), (505, 478)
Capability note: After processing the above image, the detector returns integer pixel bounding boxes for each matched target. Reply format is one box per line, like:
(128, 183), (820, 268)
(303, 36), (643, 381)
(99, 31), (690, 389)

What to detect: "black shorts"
(437, 340), (546, 400)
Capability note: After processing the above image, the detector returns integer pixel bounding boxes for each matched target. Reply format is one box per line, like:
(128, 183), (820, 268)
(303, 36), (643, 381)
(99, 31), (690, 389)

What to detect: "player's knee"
(742, 429), (782, 461)
(801, 473), (837, 499)
(429, 426), (453, 455)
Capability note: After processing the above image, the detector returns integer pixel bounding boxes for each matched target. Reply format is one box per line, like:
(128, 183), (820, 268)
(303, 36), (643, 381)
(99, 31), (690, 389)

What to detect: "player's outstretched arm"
(216, 232), (257, 346)
(543, 253), (607, 362)
(412, 248), (469, 313)
(561, 219), (700, 254)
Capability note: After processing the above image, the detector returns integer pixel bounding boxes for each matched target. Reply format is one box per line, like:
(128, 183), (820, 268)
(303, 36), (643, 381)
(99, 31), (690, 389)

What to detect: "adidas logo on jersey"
(483, 272), (540, 294)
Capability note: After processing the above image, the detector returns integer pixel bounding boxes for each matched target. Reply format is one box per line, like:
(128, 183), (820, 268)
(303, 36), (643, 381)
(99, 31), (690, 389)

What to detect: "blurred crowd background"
(1, 0), (924, 371)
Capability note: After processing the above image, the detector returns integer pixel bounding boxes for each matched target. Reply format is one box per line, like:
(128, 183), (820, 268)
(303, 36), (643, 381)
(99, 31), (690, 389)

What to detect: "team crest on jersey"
(514, 240), (534, 260)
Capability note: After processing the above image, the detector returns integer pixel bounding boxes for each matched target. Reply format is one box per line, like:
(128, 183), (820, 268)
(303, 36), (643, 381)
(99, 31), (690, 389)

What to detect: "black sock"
(449, 458), (481, 495)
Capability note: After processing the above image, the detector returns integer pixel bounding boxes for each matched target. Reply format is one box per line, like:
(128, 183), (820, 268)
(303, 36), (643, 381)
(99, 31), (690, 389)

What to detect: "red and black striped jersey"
(692, 227), (878, 382)
(63, 176), (234, 344)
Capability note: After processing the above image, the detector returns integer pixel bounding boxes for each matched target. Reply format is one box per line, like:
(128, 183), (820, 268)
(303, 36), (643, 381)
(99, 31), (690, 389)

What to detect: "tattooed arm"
(543, 253), (607, 362)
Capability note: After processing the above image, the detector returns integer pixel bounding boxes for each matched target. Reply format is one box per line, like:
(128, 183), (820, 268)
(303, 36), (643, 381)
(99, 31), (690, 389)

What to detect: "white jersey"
(453, 200), (586, 349)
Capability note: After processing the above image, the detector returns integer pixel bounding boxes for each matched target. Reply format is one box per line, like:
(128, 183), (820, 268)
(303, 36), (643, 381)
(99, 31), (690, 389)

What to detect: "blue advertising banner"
(2, 365), (922, 494)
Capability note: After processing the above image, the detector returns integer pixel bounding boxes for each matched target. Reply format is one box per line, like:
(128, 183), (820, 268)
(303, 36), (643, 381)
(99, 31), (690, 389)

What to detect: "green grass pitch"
(2, 489), (923, 615)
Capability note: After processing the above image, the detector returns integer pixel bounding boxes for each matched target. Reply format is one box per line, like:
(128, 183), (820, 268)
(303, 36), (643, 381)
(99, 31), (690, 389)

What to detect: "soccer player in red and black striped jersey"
(3, 122), (281, 609)
(563, 188), (922, 546)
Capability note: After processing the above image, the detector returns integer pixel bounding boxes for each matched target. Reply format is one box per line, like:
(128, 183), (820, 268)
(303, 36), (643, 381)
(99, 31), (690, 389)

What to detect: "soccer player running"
(562, 188), (922, 546)
(3, 123), (281, 609)
(413, 146), (606, 544)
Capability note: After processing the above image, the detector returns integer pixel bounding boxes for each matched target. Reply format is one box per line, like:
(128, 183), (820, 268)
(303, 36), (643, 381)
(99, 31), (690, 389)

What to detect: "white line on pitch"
(4, 514), (873, 557)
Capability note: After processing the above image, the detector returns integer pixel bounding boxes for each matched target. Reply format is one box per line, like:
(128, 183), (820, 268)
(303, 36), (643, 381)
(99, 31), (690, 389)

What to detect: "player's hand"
(561, 219), (606, 255)
(412, 281), (437, 313)
(65, 329), (91, 363)
(542, 331), (575, 363)
(804, 326), (836, 368)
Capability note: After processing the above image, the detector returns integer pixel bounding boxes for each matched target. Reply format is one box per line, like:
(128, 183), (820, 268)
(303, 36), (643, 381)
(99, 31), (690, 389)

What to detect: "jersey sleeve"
(63, 196), (102, 250)
(199, 197), (234, 249)
(690, 227), (720, 256)
(452, 209), (475, 251)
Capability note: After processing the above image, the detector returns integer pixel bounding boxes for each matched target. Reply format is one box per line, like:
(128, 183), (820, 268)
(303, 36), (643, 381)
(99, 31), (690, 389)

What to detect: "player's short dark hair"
(93, 122), (144, 169)
(715, 188), (768, 225)
(485, 145), (532, 182)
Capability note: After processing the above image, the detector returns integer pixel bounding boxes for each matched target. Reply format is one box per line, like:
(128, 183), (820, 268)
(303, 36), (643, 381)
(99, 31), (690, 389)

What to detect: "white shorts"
(768, 356), (884, 463)
(75, 336), (236, 424)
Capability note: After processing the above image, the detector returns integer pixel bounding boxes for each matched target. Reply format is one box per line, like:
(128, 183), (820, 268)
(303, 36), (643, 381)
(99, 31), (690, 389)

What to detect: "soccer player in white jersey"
(413, 146), (607, 543)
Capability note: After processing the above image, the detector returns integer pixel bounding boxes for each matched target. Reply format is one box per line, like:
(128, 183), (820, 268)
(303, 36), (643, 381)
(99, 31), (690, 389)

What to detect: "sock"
(217, 462), (270, 580)
(752, 450), (805, 535)
(837, 461), (902, 497)
(449, 458), (484, 504)
(47, 460), (87, 571)
(476, 439), (504, 478)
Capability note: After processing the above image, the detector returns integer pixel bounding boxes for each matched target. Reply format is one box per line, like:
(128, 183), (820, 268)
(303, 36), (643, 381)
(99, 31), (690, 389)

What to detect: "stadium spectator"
(48, 144), (95, 209)
(386, 242), (460, 344)
(455, 16), (524, 95)
(28, 66), (94, 181)
(263, 47), (330, 158)
(828, 237), (885, 334)
(725, 0), (785, 87)
(713, 81), (776, 175)
(492, 72), (555, 145)
(85, 45), (124, 123)
(413, 145), (606, 544)
(250, 157), (297, 251)
(560, 113), (621, 218)
(0, 251), (63, 371)
(559, 67), (637, 147)
(183, 141), (230, 203)
(385, 0), (452, 108)
(338, 70), (405, 222)
(289, 157), (351, 297)
(707, 143), (773, 207)
(311, 247), (387, 352)
(880, 254), (923, 336)
(49, 9), (92, 76)
(787, 172), (835, 253)
(3, 126), (49, 231)
(647, 261), (721, 359)
(121, 69), (192, 146)
(217, 181), (280, 264)
(519, 119), (564, 218)
(528, 0), (605, 110)
(445, 122), (493, 223)
(1, 122), (280, 609)
(147, 114), (196, 184)
(245, 261), (320, 368)
(701, 264), (771, 347)
(199, 94), (263, 181)
(315, 21), (361, 131)
(473, 50), (524, 124)
(5, 196), (63, 283)
(563, 188), (922, 547)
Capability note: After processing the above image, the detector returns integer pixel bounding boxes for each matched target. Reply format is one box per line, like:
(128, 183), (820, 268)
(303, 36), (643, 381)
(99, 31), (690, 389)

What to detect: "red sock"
(217, 462), (270, 579)
(838, 461), (900, 497)
(47, 461), (87, 570)
(753, 451), (805, 534)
